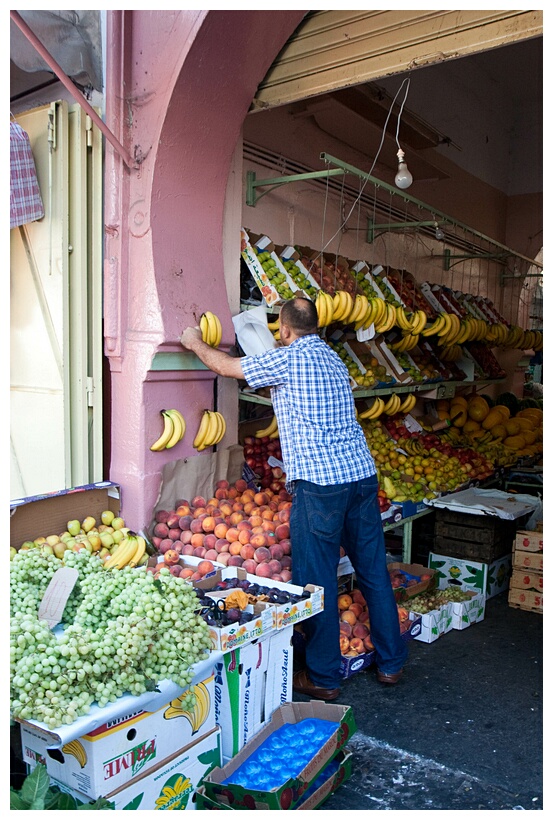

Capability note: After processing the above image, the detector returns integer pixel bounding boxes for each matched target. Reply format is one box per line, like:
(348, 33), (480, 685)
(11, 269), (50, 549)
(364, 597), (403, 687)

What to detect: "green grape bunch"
(10, 553), (212, 729)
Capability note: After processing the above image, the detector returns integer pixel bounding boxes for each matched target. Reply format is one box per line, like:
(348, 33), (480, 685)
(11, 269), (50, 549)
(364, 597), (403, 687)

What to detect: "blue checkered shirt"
(241, 334), (377, 488)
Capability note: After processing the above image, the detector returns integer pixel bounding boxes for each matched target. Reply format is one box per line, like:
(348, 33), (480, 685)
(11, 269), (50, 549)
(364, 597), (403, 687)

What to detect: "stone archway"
(103, 10), (306, 528)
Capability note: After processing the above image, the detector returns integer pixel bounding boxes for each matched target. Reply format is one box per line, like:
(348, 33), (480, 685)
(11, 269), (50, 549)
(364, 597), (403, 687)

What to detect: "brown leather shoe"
(376, 668), (403, 685)
(293, 669), (341, 701)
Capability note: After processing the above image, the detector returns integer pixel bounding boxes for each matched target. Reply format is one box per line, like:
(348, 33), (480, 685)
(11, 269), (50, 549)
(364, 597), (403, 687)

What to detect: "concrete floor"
(293, 591), (543, 811)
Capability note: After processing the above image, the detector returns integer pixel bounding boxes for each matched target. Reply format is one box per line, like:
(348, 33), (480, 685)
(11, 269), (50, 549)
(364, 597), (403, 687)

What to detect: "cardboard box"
(202, 702), (356, 810)
(196, 566), (324, 632)
(515, 530), (543, 552)
(10, 481), (121, 548)
(50, 727), (222, 810)
(510, 569), (543, 593)
(450, 591), (486, 630)
(508, 588), (543, 614)
(340, 615), (422, 678)
(20, 675), (216, 800)
(387, 562), (437, 602)
(240, 229), (300, 307)
(213, 627), (294, 760)
(194, 748), (353, 811)
(428, 552), (512, 600)
(409, 602), (453, 643)
(512, 549), (543, 572)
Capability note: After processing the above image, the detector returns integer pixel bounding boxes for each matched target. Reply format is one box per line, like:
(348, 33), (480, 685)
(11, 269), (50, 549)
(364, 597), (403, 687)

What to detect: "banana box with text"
(49, 727), (222, 810)
(214, 626), (294, 762)
(10, 481), (121, 548)
(20, 675), (216, 801)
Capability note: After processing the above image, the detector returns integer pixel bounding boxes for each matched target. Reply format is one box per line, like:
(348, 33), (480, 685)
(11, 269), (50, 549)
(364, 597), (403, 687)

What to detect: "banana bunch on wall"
(199, 311), (223, 347)
(193, 410), (226, 451)
(150, 409), (186, 451)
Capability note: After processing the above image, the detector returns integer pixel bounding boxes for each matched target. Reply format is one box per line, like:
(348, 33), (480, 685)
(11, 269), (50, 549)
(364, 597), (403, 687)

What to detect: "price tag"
(356, 324), (375, 342)
(404, 414), (423, 433)
(268, 455), (284, 469)
(38, 567), (79, 629)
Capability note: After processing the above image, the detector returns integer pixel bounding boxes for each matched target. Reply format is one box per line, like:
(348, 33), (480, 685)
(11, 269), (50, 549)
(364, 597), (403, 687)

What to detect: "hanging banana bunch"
(150, 409), (186, 451)
(193, 410), (227, 451)
(199, 311), (223, 347)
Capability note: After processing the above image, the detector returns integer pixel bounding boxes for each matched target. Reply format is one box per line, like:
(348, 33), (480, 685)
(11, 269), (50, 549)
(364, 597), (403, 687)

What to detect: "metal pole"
(10, 10), (137, 170)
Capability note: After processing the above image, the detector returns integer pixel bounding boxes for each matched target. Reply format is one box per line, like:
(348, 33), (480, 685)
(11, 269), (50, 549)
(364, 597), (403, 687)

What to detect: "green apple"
(40, 545), (54, 556)
(111, 517), (125, 530)
(10, 547), (17, 560)
(67, 519), (81, 536)
(46, 534), (61, 547)
(53, 542), (68, 559)
(100, 532), (115, 548)
(112, 529), (125, 544)
(34, 536), (46, 546)
(101, 510), (115, 526)
(20, 540), (35, 550)
(82, 516), (96, 533)
(87, 533), (102, 552)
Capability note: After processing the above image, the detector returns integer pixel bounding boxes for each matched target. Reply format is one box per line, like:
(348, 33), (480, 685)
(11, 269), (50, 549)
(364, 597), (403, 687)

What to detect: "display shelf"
(238, 379), (505, 406)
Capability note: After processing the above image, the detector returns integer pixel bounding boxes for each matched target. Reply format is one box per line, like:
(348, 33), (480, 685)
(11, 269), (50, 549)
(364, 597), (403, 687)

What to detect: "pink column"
(103, 10), (306, 529)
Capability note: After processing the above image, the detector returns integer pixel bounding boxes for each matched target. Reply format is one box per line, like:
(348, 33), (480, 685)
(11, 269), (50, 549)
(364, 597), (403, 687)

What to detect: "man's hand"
(180, 326), (203, 350)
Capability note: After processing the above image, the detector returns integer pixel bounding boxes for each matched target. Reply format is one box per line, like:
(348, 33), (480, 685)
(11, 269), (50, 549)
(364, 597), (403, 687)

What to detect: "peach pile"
(338, 589), (411, 657)
(151, 478), (293, 582)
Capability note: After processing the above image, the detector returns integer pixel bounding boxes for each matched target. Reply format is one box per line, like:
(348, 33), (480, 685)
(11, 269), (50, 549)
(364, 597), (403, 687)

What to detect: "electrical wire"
(318, 77), (412, 256)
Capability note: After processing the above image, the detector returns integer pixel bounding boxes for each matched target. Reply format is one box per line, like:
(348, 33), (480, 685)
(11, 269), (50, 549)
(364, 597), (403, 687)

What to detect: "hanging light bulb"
(395, 149), (413, 190)
(435, 224), (445, 241)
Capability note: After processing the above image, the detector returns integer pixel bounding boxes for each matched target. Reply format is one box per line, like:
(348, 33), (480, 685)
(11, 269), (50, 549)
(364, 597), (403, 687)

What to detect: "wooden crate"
(433, 510), (517, 562)
(510, 568), (543, 593)
(508, 587), (543, 613)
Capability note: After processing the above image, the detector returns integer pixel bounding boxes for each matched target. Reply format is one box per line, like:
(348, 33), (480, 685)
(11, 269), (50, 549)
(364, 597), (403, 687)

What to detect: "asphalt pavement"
(293, 590), (543, 811)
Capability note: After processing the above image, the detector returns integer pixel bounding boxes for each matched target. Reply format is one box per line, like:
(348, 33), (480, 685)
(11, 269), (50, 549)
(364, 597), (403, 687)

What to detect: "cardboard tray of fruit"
(339, 613), (422, 679)
(388, 562), (437, 602)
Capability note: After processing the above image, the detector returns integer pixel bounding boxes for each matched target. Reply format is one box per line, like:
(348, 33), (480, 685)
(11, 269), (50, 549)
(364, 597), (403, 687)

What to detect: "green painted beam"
(151, 352), (209, 371)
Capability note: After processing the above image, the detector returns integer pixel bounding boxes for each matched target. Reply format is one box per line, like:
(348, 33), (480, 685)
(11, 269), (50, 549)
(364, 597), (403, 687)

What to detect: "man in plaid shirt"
(181, 297), (406, 700)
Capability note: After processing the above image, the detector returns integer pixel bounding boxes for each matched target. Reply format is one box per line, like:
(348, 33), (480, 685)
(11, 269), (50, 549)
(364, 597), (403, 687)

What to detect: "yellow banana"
(213, 412), (226, 444)
(361, 298), (380, 329)
(421, 314), (445, 337)
(315, 291), (328, 328)
(267, 318), (280, 331)
(104, 534), (139, 569)
(395, 305), (412, 332)
(164, 409), (186, 449)
(411, 310), (428, 335)
(353, 294), (371, 330)
(382, 394), (398, 414)
(193, 410), (212, 450)
(62, 739), (87, 768)
(201, 411), (220, 448)
(199, 313), (210, 345)
(376, 303), (397, 333)
(359, 397), (385, 419)
(128, 535), (147, 568)
(201, 311), (220, 347)
(150, 410), (175, 452)
(399, 393), (417, 414)
(255, 415), (278, 437)
(371, 297), (387, 327)
(347, 294), (365, 326)
(324, 292), (334, 325)
(436, 312), (452, 337)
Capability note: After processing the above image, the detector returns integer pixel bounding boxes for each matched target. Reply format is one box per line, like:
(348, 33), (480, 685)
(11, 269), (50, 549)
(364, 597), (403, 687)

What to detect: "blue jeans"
(290, 476), (408, 689)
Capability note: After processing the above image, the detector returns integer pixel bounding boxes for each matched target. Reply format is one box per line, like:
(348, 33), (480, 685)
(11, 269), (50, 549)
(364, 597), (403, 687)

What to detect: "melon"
(463, 419), (481, 434)
(482, 408), (505, 430)
(494, 405), (511, 420)
(521, 430), (537, 445)
(514, 417), (534, 432)
(495, 392), (520, 416)
(490, 424), (507, 440)
(503, 434), (525, 450)
(467, 396), (490, 422)
(505, 419), (521, 436)
(451, 408), (467, 427)
(450, 395), (468, 409)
